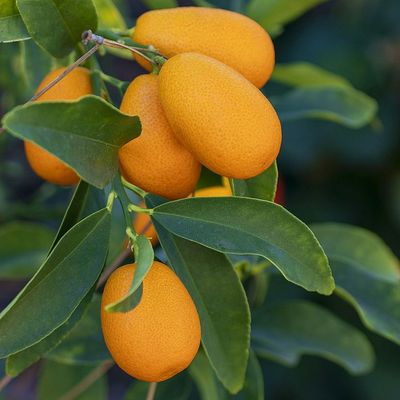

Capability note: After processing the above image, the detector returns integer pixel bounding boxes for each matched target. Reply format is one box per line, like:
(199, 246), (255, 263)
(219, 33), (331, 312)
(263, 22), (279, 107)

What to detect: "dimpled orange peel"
(119, 74), (201, 200)
(159, 52), (282, 180)
(24, 67), (92, 185)
(101, 261), (201, 382)
(133, 7), (275, 88)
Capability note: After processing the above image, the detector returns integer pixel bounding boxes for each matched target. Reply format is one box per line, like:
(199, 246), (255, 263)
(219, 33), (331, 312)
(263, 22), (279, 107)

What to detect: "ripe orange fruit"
(133, 202), (158, 246)
(119, 74), (201, 200)
(101, 261), (201, 382)
(24, 67), (92, 185)
(195, 185), (232, 197)
(159, 53), (282, 180)
(133, 7), (274, 88)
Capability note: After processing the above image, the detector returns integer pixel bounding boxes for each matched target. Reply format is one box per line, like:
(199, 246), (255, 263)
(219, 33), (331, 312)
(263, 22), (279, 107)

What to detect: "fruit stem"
(128, 203), (154, 215)
(121, 177), (148, 198)
(146, 382), (158, 400)
(100, 72), (130, 95)
(106, 190), (117, 212)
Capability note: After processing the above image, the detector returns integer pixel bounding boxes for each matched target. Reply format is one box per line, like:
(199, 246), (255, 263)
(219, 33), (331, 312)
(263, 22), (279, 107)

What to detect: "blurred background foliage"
(0, 0), (399, 399)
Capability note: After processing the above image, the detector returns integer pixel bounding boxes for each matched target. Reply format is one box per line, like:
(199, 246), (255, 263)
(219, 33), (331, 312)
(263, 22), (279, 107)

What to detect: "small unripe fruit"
(159, 53), (282, 179)
(101, 261), (201, 382)
(133, 7), (274, 88)
(24, 67), (92, 185)
(119, 74), (201, 200)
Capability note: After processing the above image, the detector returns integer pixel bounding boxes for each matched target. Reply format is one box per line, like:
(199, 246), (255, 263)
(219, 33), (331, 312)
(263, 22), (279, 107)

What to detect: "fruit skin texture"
(24, 67), (92, 185)
(195, 185), (232, 198)
(119, 74), (201, 200)
(133, 7), (274, 88)
(101, 262), (201, 382)
(133, 202), (158, 246)
(159, 53), (282, 180)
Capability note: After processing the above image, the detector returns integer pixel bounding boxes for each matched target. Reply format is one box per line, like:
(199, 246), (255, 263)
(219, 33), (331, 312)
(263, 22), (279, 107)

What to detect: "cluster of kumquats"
(24, 7), (281, 384)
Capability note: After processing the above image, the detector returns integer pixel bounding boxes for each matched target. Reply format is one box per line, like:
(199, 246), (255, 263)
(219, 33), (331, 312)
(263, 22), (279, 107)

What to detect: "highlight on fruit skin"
(24, 67), (92, 186)
(133, 7), (275, 88)
(101, 261), (201, 382)
(119, 74), (201, 200)
(159, 52), (282, 180)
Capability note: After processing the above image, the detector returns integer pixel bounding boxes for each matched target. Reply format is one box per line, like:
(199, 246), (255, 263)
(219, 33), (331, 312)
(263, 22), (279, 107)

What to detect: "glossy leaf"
(152, 197), (334, 295)
(231, 161), (278, 201)
(105, 234), (154, 313)
(0, 0), (29, 43)
(246, 0), (326, 35)
(0, 208), (111, 358)
(0, 221), (54, 279)
(6, 288), (95, 376)
(252, 300), (375, 374)
(141, 0), (178, 9)
(47, 294), (110, 365)
(16, 0), (98, 58)
(146, 195), (251, 394)
(93, 0), (126, 30)
(270, 87), (378, 128)
(3, 95), (141, 189)
(37, 360), (107, 400)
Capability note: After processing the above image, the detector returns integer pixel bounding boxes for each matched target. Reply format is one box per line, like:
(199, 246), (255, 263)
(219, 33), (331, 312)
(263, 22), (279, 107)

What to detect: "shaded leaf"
(231, 161), (278, 201)
(146, 195), (250, 394)
(271, 86), (378, 128)
(3, 95), (141, 189)
(105, 234), (153, 313)
(141, 0), (178, 9)
(152, 197), (334, 295)
(252, 300), (375, 374)
(0, 0), (29, 43)
(0, 221), (54, 280)
(0, 208), (111, 358)
(38, 360), (107, 400)
(16, 0), (97, 58)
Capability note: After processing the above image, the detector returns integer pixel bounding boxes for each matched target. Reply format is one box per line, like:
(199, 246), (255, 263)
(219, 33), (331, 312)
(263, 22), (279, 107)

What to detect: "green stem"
(100, 72), (130, 95)
(112, 175), (134, 234)
(121, 177), (147, 198)
(106, 190), (117, 212)
(128, 203), (154, 215)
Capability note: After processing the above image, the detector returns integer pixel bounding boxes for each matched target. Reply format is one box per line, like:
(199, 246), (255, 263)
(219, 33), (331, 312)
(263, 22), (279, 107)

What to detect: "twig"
(59, 360), (114, 400)
(0, 375), (12, 392)
(146, 382), (158, 400)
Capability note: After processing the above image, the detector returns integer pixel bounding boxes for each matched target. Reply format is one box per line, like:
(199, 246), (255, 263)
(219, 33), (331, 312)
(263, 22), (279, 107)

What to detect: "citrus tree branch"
(0, 375), (12, 392)
(146, 382), (158, 400)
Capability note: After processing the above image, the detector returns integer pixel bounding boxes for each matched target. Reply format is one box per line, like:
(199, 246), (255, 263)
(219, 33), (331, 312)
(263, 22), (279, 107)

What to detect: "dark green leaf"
(37, 360), (107, 400)
(16, 0), (97, 58)
(105, 234), (153, 313)
(3, 95), (141, 189)
(0, 208), (111, 358)
(152, 197), (334, 295)
(0, 221), (54, 280)
(0, 0), (29, 43)
(270, 87), (378, 128)
(47, 294), (110, 365)
(312, 223), (399, 281)
(6, 288), (95, 376)
(272, 62), (352, 88)
(141, 0), (178, 9)
(146, 195), (251, 394)
(252, 300), (375, 374)
(125, 372), (192, 400)
(231, 161), (278, 201)
(246, 0), (326, 35)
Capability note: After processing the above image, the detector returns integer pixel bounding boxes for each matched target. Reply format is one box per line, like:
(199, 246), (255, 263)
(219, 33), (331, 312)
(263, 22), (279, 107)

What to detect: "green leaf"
(47, 294), (110, 365)
(0, 208), (111, 358)
(2, 95), (141, 189)
(152, 197), (335, 295)
(125, 372), (192, 400)
(272, 62), (352, 88)
(312, 224), (400, 344)
(252, 300), (375, 375)
(20, 39), (53, 94)
(0, 0), (29, 43)
(6, 288), (95, 376)
(16, 0), (98, 58)
(92, 0), (126, 30)
(105, 234), (154, 313)
(246, 0), (326, 35)
(38, 360), (107, 400)
(231, 161), (278, 201)
(271, 87), (378, 128)
(146, 195), (251, 394)
(141, 0), (178, 9)
(0, 221), (54, 279)
(50, 181), (105, 252)
(312, 223), (399, 282)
